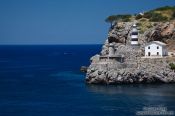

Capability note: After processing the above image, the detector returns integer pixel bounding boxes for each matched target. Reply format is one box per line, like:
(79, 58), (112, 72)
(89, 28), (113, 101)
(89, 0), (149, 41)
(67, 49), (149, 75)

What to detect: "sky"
(0, 0), (175, 45)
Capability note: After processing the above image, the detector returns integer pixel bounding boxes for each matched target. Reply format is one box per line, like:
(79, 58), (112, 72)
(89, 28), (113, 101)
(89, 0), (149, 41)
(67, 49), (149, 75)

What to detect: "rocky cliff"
(85, 20), (175, 84)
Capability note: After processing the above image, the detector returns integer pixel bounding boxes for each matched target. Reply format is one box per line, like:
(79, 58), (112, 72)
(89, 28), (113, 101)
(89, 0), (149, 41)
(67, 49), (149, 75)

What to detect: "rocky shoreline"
(83, 21), (175, 84)
(86, 62), (175, 84)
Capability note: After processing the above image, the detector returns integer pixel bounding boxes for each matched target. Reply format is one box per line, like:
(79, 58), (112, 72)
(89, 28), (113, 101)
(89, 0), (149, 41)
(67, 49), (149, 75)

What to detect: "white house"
(145, 41), (168, 57)
(131, 24), (139, 45)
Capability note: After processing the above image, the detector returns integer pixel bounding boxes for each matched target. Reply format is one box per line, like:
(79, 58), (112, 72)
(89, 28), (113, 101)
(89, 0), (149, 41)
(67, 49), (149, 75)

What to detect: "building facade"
(145, 41), (168, 57)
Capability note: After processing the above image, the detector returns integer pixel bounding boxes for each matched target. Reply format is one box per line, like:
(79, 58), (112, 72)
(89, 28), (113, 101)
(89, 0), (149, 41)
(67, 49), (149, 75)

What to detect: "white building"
(131, 24), (139, 45)
(145, 41), (168, 57)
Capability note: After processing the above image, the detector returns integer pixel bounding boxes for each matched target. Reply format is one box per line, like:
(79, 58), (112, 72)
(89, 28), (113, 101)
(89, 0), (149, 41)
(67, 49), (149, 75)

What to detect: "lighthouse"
(131, 24), (139, 45)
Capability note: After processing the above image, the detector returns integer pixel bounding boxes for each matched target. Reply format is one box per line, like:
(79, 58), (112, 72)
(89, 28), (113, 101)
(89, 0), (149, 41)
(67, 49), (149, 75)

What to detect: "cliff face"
(145, 21), (175, 43)
(85, 20), (175, 84)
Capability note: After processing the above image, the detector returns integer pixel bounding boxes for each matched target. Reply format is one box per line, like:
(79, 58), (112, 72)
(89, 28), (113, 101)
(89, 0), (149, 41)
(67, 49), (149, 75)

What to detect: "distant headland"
(82, 6), (175, 84)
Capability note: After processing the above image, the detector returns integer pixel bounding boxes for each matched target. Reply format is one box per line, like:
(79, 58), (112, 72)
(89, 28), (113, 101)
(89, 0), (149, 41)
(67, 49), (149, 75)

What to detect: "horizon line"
(0, 44), (103, 46)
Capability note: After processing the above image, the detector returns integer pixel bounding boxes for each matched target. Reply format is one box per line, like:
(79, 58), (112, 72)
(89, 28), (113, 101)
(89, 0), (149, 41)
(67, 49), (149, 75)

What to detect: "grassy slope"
(152, 6), (175, 20)
(137, 6), (175, 33)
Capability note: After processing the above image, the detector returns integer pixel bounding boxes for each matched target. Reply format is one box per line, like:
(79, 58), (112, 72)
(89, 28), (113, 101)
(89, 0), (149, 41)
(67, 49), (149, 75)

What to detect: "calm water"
(0, 45), (175, 116)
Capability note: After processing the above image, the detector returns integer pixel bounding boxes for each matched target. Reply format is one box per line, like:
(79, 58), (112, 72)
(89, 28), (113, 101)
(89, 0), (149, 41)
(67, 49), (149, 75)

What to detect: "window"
(148, 46), (150, 49)
(148, 52), (151, 56)
(157, 46), (159, 49)
(157, 52), (159, 56)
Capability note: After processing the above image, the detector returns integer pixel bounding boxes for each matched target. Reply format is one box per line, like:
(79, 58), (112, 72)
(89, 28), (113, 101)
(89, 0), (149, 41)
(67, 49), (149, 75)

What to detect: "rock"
(117, 75), (122, 81)
(145, 21), (175, 43)
(108, 22), (132, 44)
(80, 66), (88, 73)
(90, 54), (100, 63)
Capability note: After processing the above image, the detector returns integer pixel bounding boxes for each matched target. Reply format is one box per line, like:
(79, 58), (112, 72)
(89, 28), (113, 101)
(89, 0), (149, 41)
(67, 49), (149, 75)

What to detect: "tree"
(105, 15), (118, 27)
(105, 14), (132, 27)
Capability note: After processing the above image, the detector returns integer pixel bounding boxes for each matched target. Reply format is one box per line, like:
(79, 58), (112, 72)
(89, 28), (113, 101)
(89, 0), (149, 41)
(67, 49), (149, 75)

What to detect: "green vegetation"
(105, 6), (175, 32)
(106, 6), (175, 24)
(146, 12), (168, 22)
(143, 6), (175, 22)
(132, 6), (175, 22)
(135, 14), (142, 20)
(137, 20), (152, 34)
(116, 15), (132, 22)
(105, 15), (118, 27)
(169, 63), (175, 71)
(105, 14), (132, 25)
(106, 6), (175, 23)
(154, 6), (175, 11)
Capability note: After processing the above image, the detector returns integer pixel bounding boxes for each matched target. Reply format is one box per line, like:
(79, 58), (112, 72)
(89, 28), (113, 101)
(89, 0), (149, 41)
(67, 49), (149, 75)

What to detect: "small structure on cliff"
(145, 41), (168, 58)
(130, 24), (139, 45)
(108, 43), (115, 57)
(100, 43), (125, 63)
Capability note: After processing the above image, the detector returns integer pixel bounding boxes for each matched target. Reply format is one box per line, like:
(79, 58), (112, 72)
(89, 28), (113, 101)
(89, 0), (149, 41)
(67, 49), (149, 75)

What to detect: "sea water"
(0, 45), (174, 116)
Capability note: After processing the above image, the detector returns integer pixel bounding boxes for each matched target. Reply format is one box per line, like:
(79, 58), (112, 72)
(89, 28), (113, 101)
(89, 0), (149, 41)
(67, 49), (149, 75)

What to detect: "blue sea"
(0, 45), (175, 116)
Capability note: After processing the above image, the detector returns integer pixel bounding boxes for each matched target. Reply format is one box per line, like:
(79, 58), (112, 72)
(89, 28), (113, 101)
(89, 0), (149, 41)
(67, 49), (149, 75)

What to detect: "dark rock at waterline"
(80, 66), (88, 73)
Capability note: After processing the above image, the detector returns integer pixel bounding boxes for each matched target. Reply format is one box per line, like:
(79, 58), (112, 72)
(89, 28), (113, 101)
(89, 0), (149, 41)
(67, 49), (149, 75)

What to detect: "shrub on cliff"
(169, 63), (175, 71)
(155, 6), (175, 11)
(145, 6), (175, 21)
(105, 15), (118, 27)
(105, 14), (132, 26)
(116, 14), (132, 22)
(143, 12), (153, 19)
(135, 14), (143, 20)
(150, 13), (168, 22)
(143, 12), (168, 22)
